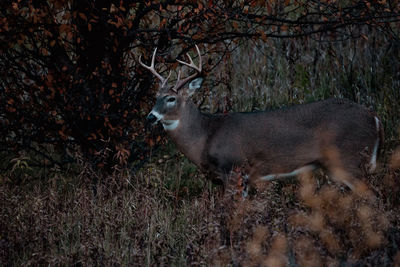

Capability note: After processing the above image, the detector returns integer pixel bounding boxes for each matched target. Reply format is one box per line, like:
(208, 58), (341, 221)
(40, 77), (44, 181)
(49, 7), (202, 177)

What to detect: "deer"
(139, 45), (383, 190)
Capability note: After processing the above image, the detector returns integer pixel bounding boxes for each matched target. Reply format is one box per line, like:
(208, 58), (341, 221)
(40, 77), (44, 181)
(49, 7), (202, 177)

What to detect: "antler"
(173, 45), (202, 91)
(139, 48), (171, 88)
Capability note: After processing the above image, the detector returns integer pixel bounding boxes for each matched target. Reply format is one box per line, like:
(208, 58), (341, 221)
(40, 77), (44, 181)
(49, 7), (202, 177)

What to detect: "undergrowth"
(2, 27), (400, 266)
(1, 146), (400, 265)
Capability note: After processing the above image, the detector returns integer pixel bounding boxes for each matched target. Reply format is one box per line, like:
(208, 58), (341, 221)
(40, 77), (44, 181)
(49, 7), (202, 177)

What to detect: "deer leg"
(320, 150), (364, 190)
(256, 165), (317, 182)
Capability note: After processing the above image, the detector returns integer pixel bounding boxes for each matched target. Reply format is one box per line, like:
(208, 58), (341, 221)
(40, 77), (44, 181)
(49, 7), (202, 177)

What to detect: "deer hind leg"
(256, 165), (317, 182)
(323, 116), (382, 181)
(320, 146), (365, 190)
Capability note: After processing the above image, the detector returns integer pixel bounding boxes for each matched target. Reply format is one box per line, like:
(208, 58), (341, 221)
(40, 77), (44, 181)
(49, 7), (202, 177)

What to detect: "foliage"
(1, 1), (400, 264)
(1, 147), (400, 265)
(1, 0), (399, 171)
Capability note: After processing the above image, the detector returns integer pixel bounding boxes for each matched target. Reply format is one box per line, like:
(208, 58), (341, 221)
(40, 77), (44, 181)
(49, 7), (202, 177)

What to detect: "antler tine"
(138, 48), (171, 87)
(173, 45), (202, 91)
(176, 45), (202, 72)
(163, 70), (172, 87)
(171, 70), (182, 93)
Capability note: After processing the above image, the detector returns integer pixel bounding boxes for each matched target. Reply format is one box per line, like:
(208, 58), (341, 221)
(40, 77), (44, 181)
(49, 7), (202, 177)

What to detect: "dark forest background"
(1, 0), (400, 265)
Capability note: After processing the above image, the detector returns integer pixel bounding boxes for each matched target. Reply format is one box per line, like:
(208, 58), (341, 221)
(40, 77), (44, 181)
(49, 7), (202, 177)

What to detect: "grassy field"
(1, 146), (400, 265)
(1, 33), (400, 265)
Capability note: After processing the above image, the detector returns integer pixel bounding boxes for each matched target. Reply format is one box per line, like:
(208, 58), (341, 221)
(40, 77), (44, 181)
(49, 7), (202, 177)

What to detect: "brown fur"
(142, 47), (382, 185)
(155, 95), (382, 184)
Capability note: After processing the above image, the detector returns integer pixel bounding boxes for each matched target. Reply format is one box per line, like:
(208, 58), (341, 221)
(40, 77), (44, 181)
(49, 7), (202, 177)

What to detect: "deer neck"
(164, 100), (208, 167)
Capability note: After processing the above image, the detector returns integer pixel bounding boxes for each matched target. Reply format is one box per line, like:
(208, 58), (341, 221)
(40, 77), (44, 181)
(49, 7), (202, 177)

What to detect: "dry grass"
(1, 26), (400, 266)
(1, 144), (400, 266)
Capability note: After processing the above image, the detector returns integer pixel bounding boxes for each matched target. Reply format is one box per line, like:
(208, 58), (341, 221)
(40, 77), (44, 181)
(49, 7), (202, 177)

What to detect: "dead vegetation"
(1, 25), (400, 266)
(1, 142), (400, 266)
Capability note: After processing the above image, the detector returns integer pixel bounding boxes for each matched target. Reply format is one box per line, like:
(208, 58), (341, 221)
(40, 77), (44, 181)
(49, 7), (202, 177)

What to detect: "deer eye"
(167, 97), (176, 103)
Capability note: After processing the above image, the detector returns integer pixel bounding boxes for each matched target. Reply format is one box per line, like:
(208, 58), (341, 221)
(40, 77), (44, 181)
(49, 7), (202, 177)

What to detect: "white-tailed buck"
(139, 46), (383, 187)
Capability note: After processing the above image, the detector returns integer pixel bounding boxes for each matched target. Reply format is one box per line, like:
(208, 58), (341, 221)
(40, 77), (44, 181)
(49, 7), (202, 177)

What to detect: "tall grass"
(0, 159), (211, 265)
(204, 30), (399, 139)
(4, 150), (399, 265)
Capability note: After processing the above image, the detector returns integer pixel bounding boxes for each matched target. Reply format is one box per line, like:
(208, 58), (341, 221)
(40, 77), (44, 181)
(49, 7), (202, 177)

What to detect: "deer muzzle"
(146, 110), (165, 126)
(146, 113), (158, 125)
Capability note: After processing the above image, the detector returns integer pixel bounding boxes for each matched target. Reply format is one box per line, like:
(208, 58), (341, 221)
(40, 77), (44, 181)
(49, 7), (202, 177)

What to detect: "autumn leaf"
(159, 18), (167, 28)
(59, 24), (70, 33)
(259, 30), (268, 41)
(78, 13), (87, 21)
(232, 21), (239, 29)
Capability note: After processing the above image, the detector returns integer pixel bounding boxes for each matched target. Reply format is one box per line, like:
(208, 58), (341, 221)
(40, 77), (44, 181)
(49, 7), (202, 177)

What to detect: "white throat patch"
(149, 110), (179, 130)
(162, 120), (180, 131)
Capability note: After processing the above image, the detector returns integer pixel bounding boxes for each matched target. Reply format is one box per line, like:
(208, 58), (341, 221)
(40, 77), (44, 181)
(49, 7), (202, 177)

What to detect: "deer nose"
(146, 113), (158, 124)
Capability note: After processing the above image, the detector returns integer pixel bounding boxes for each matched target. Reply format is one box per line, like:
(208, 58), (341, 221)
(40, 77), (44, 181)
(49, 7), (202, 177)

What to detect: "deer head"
(139, 45), (203, 130)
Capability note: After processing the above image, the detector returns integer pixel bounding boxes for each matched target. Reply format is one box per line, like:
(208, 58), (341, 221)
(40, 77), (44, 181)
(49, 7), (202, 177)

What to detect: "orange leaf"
(260, 31), (267, 41)
(79, 13), (87, 21)
(160, 18), (167, 28)
(149, 139), (155, 147)
(59, 24), (70, 33)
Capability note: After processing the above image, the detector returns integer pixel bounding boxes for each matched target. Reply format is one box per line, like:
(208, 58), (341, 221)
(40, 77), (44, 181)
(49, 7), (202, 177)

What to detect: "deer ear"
(188, 78), (203, 96)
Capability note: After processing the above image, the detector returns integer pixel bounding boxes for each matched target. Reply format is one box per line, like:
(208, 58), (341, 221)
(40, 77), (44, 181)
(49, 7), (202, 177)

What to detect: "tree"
(1, 0), (399, 172)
